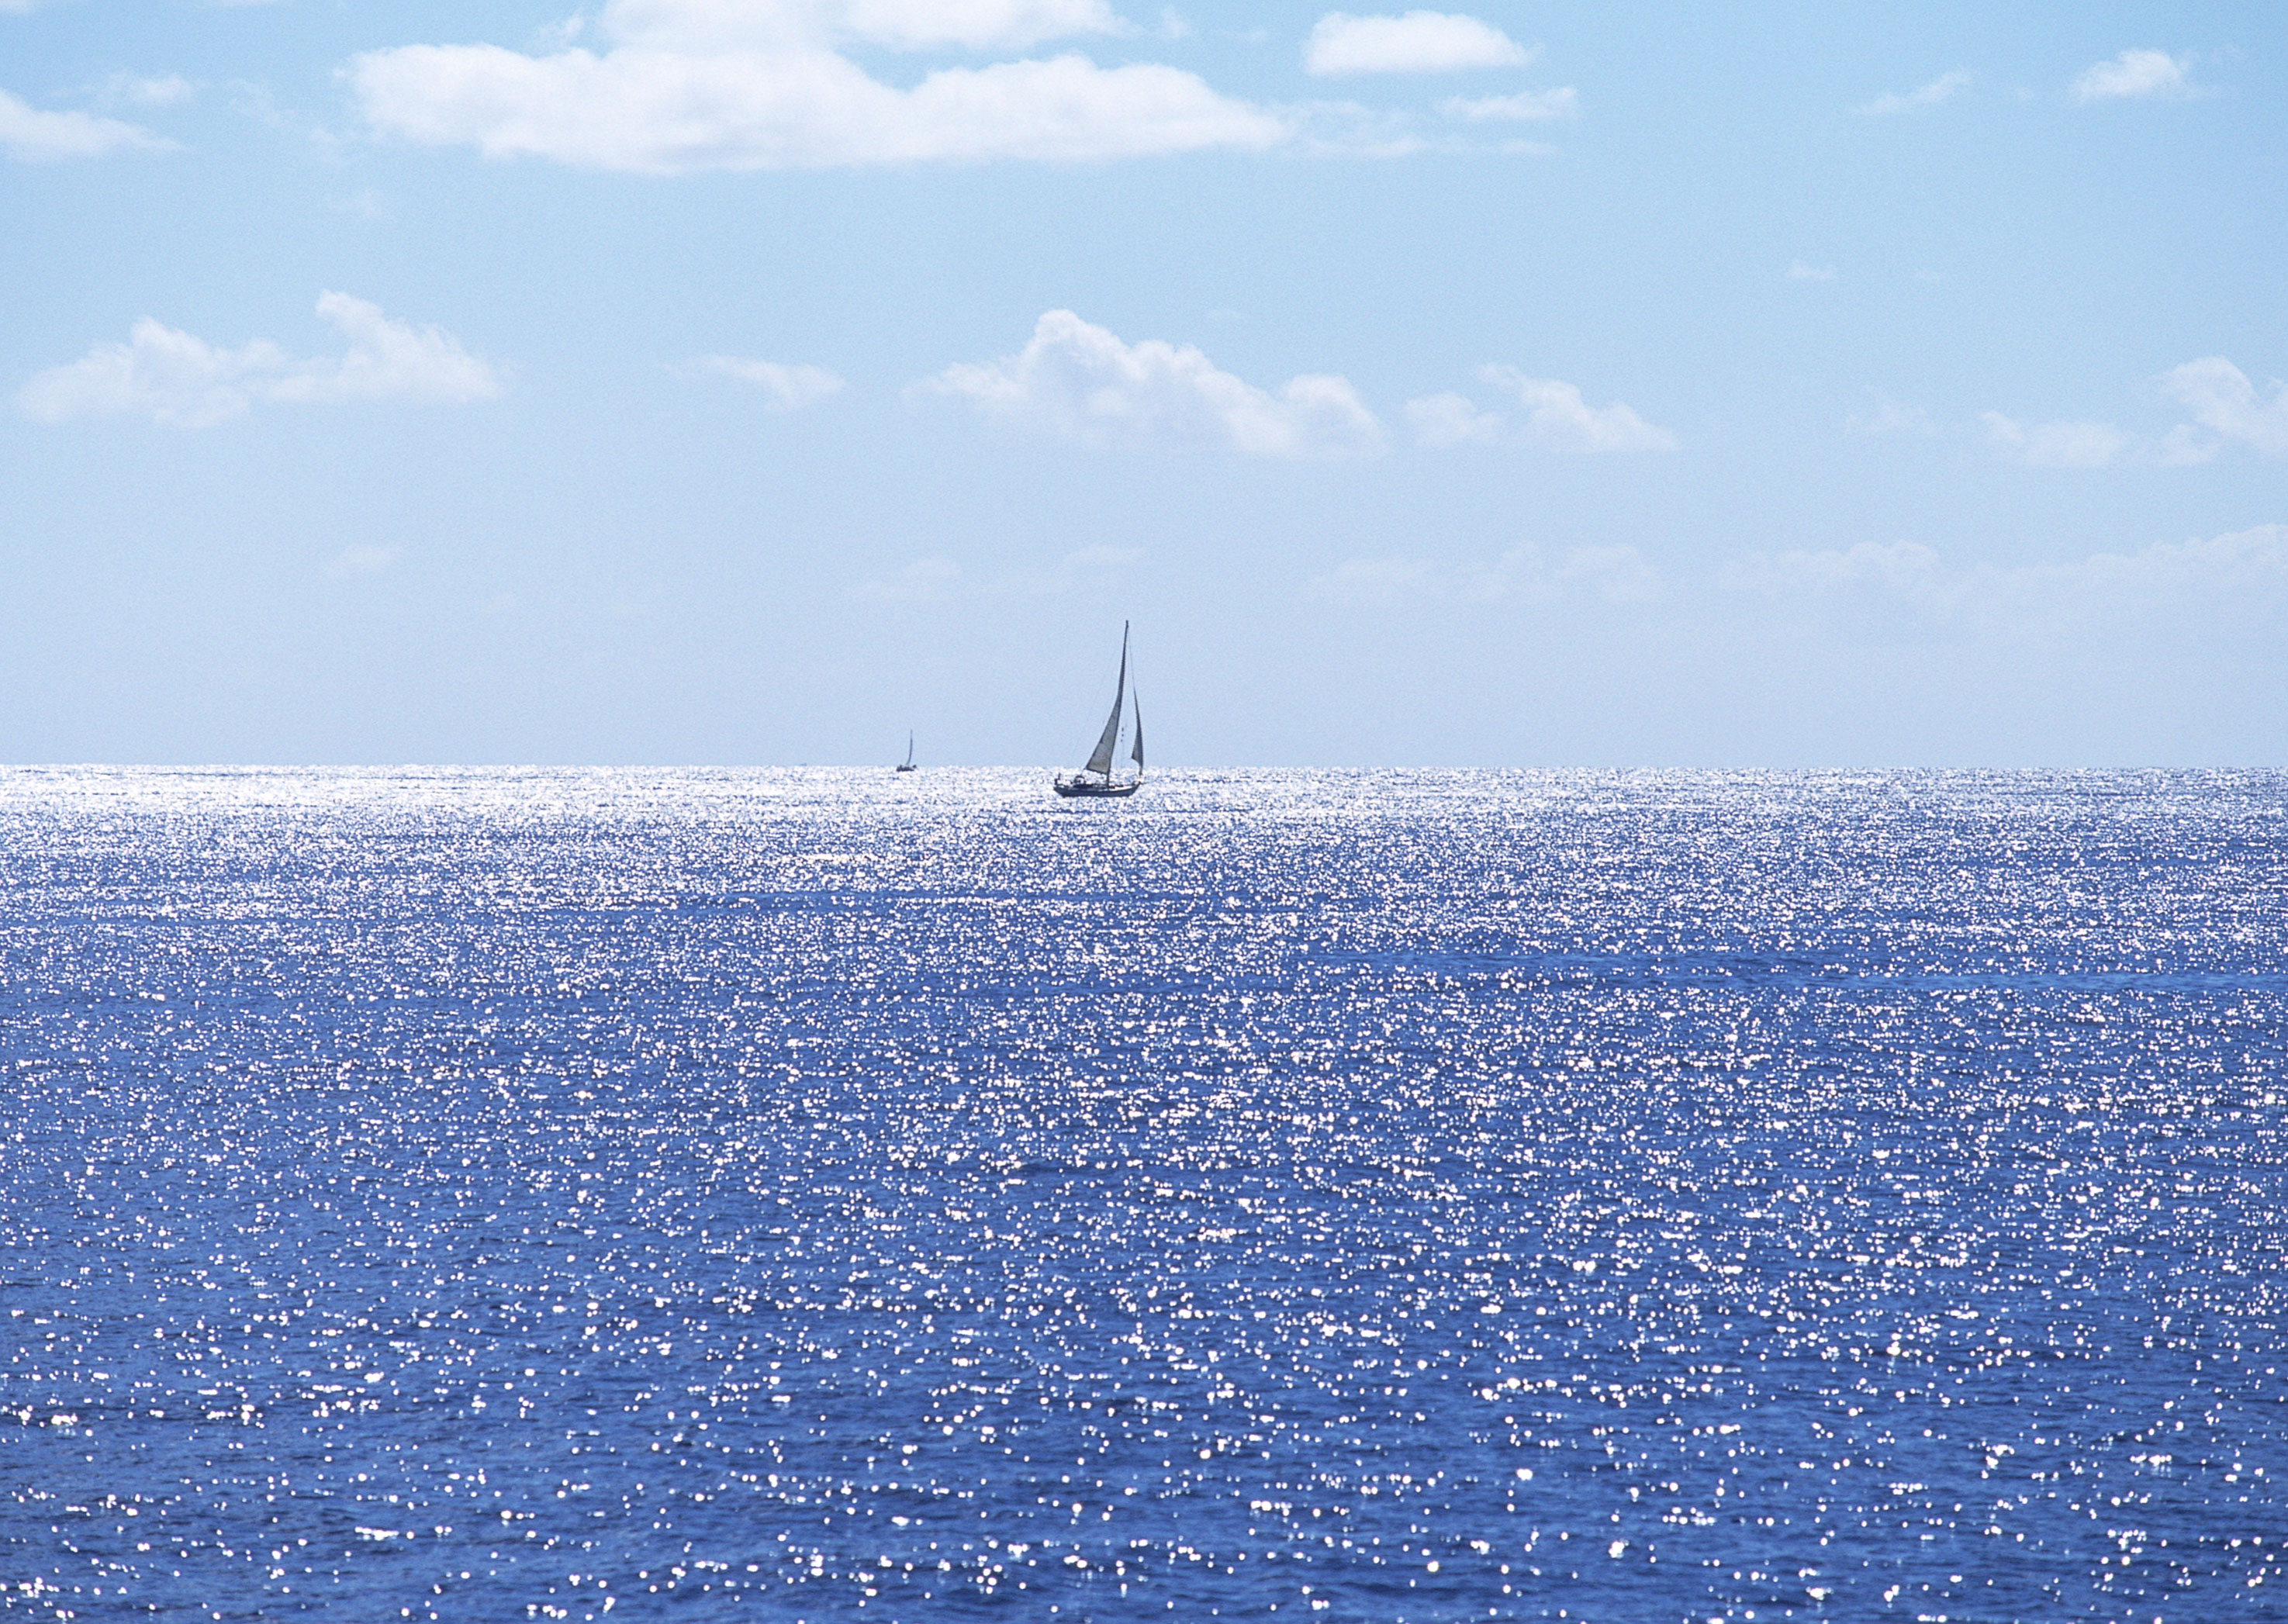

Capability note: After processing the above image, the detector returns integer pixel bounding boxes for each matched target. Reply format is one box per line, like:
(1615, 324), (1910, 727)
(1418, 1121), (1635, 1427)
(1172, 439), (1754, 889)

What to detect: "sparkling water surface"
(2, 766), (2284, 1623)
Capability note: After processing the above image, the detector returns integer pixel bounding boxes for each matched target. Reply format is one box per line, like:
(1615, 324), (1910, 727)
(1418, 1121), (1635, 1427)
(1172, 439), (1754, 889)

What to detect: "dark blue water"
(3, 768), (2284, 1623)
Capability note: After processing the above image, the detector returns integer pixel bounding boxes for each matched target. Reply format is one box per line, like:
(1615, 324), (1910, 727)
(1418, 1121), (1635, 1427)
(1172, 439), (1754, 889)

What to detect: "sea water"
(1, 766), (2283, 1623)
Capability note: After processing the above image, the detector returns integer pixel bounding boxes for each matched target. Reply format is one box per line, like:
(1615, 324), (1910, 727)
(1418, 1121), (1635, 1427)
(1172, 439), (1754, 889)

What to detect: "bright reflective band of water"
(2, 767), (2284, 1624)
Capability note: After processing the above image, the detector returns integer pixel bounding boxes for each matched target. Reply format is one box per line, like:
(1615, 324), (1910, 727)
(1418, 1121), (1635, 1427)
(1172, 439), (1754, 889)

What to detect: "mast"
(1083, 620), (1129, 779)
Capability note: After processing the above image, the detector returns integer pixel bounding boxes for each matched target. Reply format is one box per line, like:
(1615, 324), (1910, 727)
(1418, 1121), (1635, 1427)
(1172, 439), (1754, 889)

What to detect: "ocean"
(2, 766), (2283, 1623)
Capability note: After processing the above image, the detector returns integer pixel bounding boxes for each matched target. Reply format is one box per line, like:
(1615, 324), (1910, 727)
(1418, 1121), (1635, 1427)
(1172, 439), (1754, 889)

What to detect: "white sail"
(1084, 622), (1129, 778)
(1129, 691), (1143, 772)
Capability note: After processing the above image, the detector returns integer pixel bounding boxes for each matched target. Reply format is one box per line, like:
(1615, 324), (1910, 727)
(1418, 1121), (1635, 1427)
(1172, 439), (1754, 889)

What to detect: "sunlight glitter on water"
(1, 767), (2283, 1621)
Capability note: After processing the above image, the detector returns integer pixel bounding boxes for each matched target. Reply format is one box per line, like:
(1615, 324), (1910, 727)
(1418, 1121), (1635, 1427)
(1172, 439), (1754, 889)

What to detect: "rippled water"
(2, 767), (2284, 1623)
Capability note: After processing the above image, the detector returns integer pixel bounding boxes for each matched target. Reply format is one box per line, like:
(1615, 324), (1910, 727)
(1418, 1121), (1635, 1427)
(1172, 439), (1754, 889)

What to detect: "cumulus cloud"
(1409, 365), (1675, 453)
(1304, 11), (1529, 75)
(1405, 390), (1502, 445)
(1478, 368), (1675, 452)
(349, 0), (1285, 171)
(1439, 86), (1574, 121)
(2072, 48), (2195, 103)
(921, 309), (1383, 458)
(1854, 69), (1969, 116)
(2159, 357), (2288, 460)
(675, 355), (845, 409)
(1980, 411), (2127, 469)
(16, 292), (502, 427)
(0, 87), (171, 160)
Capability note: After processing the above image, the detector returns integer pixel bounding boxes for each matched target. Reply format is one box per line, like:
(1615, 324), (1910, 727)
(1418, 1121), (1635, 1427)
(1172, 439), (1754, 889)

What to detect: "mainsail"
(1083, 623), (1130, 778)
(1052, 620), (1144, 799)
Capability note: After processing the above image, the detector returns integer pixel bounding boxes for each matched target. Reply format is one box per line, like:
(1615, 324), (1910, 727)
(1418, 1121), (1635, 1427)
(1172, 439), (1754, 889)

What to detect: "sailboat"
(1052, 622), (1144, 799)
(896, 732), (918, 772)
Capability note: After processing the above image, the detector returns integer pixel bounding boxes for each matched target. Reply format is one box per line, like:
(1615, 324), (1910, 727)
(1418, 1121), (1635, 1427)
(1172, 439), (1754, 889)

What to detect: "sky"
(2, 1), (2283, 768)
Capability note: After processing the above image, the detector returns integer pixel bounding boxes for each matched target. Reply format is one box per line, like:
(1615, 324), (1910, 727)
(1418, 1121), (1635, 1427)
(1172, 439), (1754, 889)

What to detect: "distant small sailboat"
(896, 731), (918, 772)
(1053, 622), (1143, 799)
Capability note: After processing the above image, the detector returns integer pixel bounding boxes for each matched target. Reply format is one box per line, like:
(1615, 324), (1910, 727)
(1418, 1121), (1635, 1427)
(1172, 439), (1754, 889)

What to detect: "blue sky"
(2, 1), (2282, 766)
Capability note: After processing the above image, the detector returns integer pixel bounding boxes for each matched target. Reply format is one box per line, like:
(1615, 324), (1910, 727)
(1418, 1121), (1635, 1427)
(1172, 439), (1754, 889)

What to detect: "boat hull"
(1052, 776), (1141, 799)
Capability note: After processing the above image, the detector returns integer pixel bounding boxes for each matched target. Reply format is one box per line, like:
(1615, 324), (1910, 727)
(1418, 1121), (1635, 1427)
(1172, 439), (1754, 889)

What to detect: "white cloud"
(2072, 48), (2195, 104)
(921, 309), (1383, 458)
(676, 355), (846, 409)
(0, 87), (171, 160)
(16, 292), (502, 428)
(2159, 357), (2288, 459)
(1981, 411), (2128, 468)
(1304, 11), (1530, 75)
(20, 323), (289, 429)
(1854, 69), (1969, 116)
(1405, 390), (1503, 446)
(1065, 543), (1140, 567)
(1483, 367), (1675, 452)
(1409, 366), (1675, 453)
(1786, 260), (1835, 282)
(2049, 526), (2288, 596)
(1439, 86), (1574, 122)
(1972, 361), (2286, 467)
(101, 73), (197, 109)
(275, 294), (500, 406)
(350, 0), (1284, 172)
